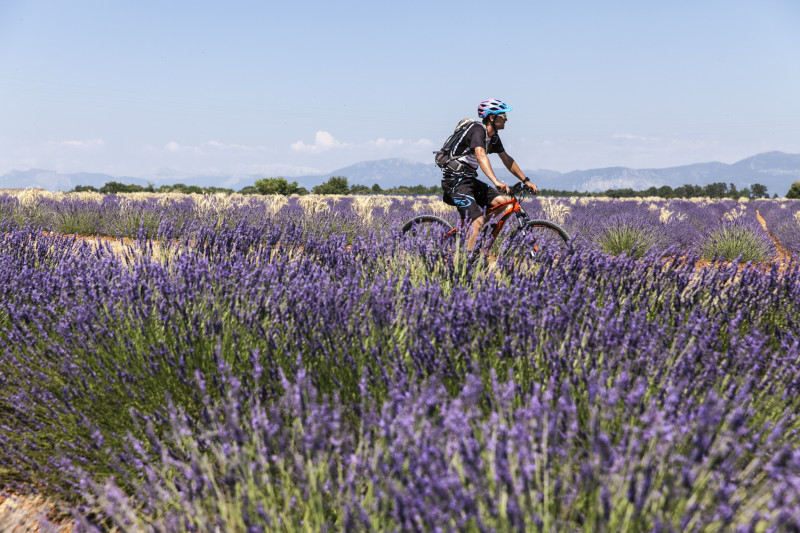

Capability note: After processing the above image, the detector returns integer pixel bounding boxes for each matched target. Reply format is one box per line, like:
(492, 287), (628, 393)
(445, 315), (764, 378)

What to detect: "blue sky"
(1, 0), (799, 178)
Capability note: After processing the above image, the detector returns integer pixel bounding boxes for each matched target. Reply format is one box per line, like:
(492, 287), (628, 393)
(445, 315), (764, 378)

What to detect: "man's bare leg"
(466, 195), (512, 251)
(467, 216), (486, 251)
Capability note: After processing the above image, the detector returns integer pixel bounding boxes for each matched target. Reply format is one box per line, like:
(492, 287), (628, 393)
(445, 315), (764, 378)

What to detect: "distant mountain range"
(2, 151), (799, 196)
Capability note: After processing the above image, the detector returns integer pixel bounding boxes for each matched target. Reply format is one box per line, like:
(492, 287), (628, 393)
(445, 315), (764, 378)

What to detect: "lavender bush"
(74, 365), (800, 531)
(698, 203), (776, 262)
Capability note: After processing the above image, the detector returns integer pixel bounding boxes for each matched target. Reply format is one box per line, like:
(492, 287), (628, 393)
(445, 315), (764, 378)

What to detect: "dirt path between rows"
(756, 209), (793, 272)
(0, 492), (73, 532)
(44, 232), (165, 258)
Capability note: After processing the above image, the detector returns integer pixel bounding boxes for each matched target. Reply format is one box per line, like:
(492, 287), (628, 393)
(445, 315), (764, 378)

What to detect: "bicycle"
(401, 182), (572, 261)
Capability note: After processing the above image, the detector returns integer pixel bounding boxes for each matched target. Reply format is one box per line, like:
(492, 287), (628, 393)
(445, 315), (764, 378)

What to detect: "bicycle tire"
(504, 219), (572, 259)
(400, 215), (459, 255)
(401, 215), (454, 235)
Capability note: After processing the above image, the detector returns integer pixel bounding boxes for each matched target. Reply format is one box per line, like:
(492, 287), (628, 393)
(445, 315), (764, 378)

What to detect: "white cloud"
(54, 138), (105, 148)
(203, 140), (265, 151)
(164, 140), (268, 154)
(611, 133), (661, 142)
(368, 138), (403, 148)
(291, 131), (349, 153)
(291, 132), (433, 153)
(366, 137), (434, 148)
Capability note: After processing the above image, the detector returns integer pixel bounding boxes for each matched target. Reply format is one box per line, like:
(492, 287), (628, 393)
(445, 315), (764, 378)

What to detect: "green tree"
(72, 185), (98, 192)
(99, 181), (153, 194)
(254, 177), (302, 196)
(703, 182), (728, 198)
(155, 184), (233, 194)
(674, 184), (702, 198)
(349, 184), (372, 194)
(169, 184), (203, 194)
(605, 188), (636, 198)
(99, 181), (125, 194)
(380, 184), (442, 195)
(371, 183), (383, 193)
(238, 186), (260, 195)
(656, 185), (674, 198)
(313, 176), (350, 195)
(750, 183), (769, 199)
(787, 181), (800, 199)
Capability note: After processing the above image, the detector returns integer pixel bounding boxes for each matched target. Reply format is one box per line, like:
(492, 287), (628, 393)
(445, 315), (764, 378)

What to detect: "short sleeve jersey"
(453, 123), (505, 172)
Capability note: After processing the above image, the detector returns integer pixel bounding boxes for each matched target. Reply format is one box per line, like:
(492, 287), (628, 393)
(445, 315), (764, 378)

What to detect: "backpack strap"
(452, 122), (489, 160)
(434, 120), (490, 171)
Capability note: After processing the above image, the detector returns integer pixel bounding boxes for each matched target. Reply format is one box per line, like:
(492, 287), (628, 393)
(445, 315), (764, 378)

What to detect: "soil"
(756, 209), (793, 268)
(42, 232), (168, 259)
(0, 492), (73, 532)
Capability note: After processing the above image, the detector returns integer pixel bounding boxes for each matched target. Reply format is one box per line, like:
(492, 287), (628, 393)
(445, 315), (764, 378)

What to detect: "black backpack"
(433, 119), (488, 173)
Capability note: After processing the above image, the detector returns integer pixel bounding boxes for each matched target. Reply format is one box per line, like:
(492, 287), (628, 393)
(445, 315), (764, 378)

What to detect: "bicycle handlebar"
(509, 182), (535, 201)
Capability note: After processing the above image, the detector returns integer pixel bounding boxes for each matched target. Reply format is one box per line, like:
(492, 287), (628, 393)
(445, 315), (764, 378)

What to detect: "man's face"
(494, 114), (507, 130)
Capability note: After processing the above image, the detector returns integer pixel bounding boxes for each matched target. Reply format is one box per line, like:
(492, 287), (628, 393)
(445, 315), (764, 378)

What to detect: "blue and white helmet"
(478, 98), (512, 119)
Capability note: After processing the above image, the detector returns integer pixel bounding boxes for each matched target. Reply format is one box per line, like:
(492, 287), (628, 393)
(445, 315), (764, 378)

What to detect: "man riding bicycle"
(442, 98), (538, 250)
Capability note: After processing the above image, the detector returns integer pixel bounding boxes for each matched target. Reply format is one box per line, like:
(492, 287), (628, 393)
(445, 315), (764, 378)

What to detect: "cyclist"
(442, 98), (538, 250)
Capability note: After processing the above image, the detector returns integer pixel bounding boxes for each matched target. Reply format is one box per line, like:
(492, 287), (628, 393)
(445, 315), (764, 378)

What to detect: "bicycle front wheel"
(504, 219), (572, 260)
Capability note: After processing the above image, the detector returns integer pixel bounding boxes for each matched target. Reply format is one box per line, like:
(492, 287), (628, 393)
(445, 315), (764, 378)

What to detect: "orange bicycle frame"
(483, 197), (521, 249)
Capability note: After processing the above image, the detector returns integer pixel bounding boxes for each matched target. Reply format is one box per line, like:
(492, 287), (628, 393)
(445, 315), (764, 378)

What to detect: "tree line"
(71, 178), (800, 199)
(71, 177), (441, 196)
(541, 182), (776, 199)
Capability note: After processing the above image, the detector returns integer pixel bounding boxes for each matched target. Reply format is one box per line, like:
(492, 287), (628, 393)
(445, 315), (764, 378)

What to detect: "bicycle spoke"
(504, 219), (572, 261)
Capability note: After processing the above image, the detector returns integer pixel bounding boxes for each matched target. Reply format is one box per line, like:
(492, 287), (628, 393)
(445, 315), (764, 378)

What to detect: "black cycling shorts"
(442, 174), (502, 222)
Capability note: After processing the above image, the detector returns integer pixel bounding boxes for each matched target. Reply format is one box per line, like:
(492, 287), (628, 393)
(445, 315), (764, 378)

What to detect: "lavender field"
(1, 190), (800, 531)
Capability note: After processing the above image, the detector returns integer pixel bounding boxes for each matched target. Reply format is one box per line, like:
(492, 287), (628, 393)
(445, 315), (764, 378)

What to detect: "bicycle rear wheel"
(401, 215), (459, 255)
(504, 219), (572, 260)
(401, 215), (454, 236)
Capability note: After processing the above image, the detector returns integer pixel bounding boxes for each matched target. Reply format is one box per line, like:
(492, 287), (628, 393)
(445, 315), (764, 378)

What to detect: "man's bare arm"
(475, 147), (510, 194)
(499, 152), (538, 194)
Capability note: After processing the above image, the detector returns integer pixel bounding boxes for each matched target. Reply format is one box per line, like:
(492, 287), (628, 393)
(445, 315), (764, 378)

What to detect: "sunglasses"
(496, 114), (507, 120)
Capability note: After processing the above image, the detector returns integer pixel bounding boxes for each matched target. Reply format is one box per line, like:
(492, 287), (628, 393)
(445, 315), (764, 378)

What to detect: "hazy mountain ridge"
(2, 152), (799, 195)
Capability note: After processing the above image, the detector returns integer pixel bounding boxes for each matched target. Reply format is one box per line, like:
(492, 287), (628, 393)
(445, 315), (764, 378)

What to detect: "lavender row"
(1, 217), (799, 528)
(537, 197), (779, 261)
(0, 192), (411, 241)
(757, 200), (800, 255)
(2, 191), (791, 262)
